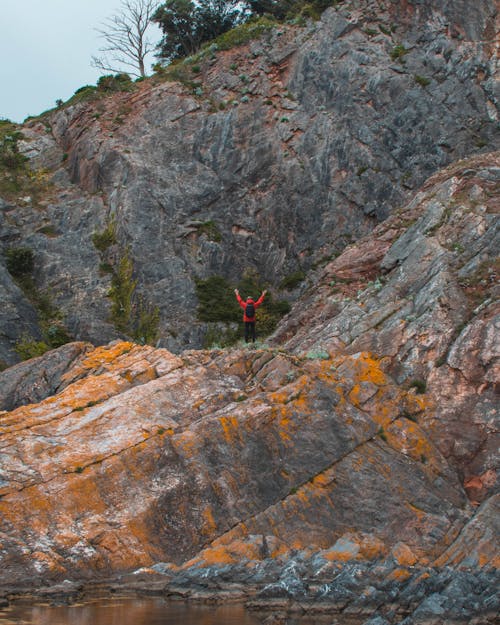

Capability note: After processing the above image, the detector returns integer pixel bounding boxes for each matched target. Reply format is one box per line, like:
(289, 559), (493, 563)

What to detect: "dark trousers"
(244, 321), (256, 342)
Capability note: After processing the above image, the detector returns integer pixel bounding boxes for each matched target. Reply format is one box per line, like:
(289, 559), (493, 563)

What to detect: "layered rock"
(273, 151), (499, 506)
(1, 0), (498, 363)
(1, 150), (497, 622)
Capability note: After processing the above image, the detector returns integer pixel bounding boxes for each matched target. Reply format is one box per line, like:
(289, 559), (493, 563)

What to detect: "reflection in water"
(0, 597), (360, 625)
(0, 598), (260, 625)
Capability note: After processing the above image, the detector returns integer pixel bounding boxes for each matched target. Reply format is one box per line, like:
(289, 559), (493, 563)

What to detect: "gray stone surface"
(0, 1), (498, 361)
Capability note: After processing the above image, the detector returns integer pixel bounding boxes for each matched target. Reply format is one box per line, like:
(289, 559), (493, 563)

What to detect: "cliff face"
(0, 152), (498, 622)
(0, 0), (498, 363)
(273, 151), (500, 504)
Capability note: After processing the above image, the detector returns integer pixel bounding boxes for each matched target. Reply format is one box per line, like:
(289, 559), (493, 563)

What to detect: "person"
(234, 288), (267, 343)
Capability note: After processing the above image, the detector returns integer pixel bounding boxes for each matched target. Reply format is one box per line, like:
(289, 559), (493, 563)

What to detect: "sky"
(0, 1), (162, 123)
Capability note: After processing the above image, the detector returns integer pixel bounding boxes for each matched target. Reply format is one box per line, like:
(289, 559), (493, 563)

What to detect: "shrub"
(212, 15), (276, 51)
(377, 427), (388, 442)
(44, 321), (72, 348)
(5, 247), (34, 277)
(409, 379), (426, 394)
(196, 275), (240, 322)
(14, 335), (50, 360)
(97, 73), (133, 92)
(196, 270), (290, 344)
(134, 298), (160, 345)
(108, 252), (137, 333)
(92, 220), (117, 252)
(414, 74), (430, 87)
(196, 220), (222, 242)
(279, 270), (305, 290)
(390, 44), (409, 61)
(0, 130), (28, 170)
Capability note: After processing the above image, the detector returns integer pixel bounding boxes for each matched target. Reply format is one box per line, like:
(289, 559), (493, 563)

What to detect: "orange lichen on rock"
(355, 353), (387, 386)
(201, 506), (217, 537)
(386, 419), (437, 468)
(358, 534), (387, 560)
(388, 567), (412, 582)
(392, 542), (418, 566)
(65, 341), (135, 377)
(219, 415), (241, 445)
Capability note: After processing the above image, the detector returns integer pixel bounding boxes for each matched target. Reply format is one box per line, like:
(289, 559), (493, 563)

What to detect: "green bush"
(409, 379), (426, 394)
(196, 270), (290, 345)
(280, 270), (305, 290)
(5, 247), (34, 277)
(212, 15), (276, 51)
(134, 298), (160, 345)
(195, 220), (222, 242)
(414, 74), (430, 87)
(0, 129), (28, 170)
(196, 275), (240, 322)
(390, 44), (409, 61)
(15, 335), (50, 360)
(377, 427), (388, 442)
(92, 220), (117, 252)
(97, 73), (133, 92)
(108, 252), (137, 333)
(43, 321), (72, 348)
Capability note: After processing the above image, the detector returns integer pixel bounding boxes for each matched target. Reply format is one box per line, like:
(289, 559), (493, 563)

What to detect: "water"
(0, 597), (360, 625)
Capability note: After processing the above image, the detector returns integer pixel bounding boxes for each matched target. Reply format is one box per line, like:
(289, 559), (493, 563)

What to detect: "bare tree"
(92, 0), (160, 78)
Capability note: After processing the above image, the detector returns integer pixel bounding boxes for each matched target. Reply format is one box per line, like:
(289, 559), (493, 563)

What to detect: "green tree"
(246, 0), (293, 19)
(153, 0), (243, 61)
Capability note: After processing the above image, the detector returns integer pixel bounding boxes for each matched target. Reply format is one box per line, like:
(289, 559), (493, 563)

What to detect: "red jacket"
(236, 292), (265, 322)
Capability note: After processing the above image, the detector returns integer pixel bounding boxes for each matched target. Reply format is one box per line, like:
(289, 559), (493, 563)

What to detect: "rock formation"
(0, 152), (498, 622)
(0, 1), (498, 622)
(1, 0), (498, 363)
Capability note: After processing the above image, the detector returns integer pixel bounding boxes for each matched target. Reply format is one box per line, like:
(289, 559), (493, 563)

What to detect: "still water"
(0, 597), (359, 625)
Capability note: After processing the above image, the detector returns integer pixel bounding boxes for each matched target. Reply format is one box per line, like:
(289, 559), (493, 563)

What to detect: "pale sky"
(0, 1), (162, 123)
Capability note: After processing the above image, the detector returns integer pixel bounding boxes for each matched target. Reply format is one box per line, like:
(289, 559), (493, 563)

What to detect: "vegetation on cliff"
(195, 271), (291, 346)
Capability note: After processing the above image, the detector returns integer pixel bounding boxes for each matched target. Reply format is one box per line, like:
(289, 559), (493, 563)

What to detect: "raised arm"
(255, 289), (267, 307)
(234, 288), (245, 308)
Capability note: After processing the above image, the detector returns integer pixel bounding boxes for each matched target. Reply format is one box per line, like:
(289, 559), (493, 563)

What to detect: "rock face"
(0, 1), (498, 621)
(0, 0), (498, 362)
(0, 152), (497, 622)
(273, 151), (499, 506)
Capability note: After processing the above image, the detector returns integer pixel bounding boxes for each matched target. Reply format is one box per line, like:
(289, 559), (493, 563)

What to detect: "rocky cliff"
(1, 0), (498, 364)
(0, 151), (498, 623)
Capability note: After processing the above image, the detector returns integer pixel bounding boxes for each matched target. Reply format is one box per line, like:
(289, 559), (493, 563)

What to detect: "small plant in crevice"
(390, 44), (409, 61)
(409, 379), (427, 394)
(279, 270), (306, 290)
(195, 220), (222, 242)
(92, 219), (117, 252)
(108, 251), (137, 334)
(401, 410), (418, 423)
(414, 74), (431, 87)
(5, 247), (34, 278)
(5, 246), (72, 358)
(434, 355), (447, 368)
(377, 427), (388, 442)
(93, 236), (159, 345)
